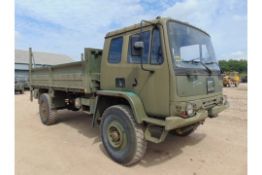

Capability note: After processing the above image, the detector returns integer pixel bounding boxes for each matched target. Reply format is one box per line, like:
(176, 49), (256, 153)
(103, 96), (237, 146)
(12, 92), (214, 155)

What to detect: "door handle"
(132, 78), (138, 87)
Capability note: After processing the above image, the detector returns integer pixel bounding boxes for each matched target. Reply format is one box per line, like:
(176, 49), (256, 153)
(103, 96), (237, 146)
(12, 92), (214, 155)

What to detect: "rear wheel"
(170, 124), (199, 137)
(39, 93), (57, 125)
(100, 105), (147, 166)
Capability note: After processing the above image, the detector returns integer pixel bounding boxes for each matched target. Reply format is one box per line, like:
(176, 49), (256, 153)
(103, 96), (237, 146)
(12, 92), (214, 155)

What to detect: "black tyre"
(100, 105), (147, 166)
(20, 89), (24, 94)
(170, 124), (199, 137)
(39, 93), (57, 125)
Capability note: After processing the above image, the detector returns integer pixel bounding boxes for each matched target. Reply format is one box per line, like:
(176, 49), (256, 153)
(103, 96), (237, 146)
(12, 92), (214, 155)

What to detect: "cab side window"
(151, 28), (163, 64)
(128, 31), (150, 64)
(108, 36), (123, 64)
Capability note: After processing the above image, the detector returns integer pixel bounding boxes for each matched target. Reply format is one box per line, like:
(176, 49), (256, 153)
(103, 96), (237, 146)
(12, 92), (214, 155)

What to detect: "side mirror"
(131, 34), (144, 56)
(132, 41), (144, 56)
(134, 41), (144, 49)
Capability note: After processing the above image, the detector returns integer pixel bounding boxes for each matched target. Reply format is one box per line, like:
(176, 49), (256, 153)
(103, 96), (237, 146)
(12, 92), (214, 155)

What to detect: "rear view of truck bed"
(30, 48), (102, 94)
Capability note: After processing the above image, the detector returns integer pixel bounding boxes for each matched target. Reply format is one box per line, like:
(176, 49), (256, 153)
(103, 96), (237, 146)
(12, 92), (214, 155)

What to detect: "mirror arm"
(140, 61), (155, 74)
(139, 20), (155, 74)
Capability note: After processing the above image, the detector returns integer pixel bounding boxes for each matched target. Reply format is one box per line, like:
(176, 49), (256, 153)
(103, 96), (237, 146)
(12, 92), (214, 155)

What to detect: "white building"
(15, 49), (73, 86)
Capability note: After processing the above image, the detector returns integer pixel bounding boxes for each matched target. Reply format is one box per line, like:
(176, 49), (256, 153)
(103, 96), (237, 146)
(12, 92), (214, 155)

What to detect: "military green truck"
(29, 17), (229, 166)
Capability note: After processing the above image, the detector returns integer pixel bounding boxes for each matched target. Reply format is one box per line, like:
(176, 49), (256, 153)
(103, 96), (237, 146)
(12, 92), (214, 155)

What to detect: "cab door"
(101, 26), (170, 117)
(126, 26), (170, 116)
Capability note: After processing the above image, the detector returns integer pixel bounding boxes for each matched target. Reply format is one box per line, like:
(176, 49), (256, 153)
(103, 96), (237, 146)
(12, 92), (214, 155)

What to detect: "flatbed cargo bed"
(30, 48), (102, 94)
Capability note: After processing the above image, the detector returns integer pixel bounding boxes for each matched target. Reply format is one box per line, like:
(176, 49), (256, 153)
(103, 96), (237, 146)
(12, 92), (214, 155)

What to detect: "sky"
(15, 0), (247, 60)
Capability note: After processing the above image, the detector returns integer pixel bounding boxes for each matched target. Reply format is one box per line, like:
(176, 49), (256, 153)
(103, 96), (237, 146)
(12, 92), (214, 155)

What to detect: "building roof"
(15, 49), (73, 65)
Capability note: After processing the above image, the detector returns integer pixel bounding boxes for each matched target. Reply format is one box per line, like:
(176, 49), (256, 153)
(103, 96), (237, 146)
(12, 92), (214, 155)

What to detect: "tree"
(218, 59), (247, 73)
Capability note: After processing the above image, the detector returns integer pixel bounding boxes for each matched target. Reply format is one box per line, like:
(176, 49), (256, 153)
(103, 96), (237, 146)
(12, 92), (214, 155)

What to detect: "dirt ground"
(15, 84), (247, 175)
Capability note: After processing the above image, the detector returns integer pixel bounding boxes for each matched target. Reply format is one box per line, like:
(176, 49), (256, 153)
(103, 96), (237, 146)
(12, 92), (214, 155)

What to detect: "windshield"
(168, 21), (220, 71)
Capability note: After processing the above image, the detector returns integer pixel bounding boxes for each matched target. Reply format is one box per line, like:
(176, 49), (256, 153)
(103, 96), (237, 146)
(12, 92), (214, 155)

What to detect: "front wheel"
(100, 105), (147, 166)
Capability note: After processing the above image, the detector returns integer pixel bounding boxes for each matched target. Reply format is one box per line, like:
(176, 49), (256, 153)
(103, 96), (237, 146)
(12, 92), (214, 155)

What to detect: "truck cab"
(100, 17), (228, 127)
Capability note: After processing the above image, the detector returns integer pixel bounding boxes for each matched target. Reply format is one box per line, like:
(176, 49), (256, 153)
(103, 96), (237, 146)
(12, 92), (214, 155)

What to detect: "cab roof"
(105, 17), (209, 38)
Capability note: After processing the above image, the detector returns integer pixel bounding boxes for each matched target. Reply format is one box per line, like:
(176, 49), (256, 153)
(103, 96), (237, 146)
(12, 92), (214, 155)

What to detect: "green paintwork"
(100, 20), (170, 117)
(144, 126), (168, 143)
(30, 48), (102, 94)
(165, 110), (208, 130)
(96, 90), (148, 124)
(176, 75), (222, 97)
(208, 101), (230, 117)
(29, 17), (229, 144)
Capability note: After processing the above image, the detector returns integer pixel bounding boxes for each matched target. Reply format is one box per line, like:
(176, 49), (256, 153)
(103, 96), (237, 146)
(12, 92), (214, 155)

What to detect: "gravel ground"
(15, 84), (247, 175)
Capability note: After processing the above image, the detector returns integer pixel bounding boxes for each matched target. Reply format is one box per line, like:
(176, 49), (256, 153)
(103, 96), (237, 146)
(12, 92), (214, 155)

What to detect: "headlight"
(186, 103), (194, 116)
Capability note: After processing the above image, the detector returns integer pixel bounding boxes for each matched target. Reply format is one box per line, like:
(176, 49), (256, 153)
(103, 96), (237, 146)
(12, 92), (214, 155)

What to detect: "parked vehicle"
(15, 79), (25, 94)
(223, 71), (240, 87)
(29, 17), (229, 165)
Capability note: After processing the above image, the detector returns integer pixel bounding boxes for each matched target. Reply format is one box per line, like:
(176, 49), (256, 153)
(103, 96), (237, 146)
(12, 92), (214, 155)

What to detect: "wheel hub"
(110, 129), (120, 142)
(107, 122), (125, 149)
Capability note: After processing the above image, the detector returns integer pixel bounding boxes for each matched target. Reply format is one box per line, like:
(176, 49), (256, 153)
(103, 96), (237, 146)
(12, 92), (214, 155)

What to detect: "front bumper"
(208, 101), (229, 117)
(165, 110), (207, 130)
(164, 102), (229, 131)
(143, 101), (229, 143)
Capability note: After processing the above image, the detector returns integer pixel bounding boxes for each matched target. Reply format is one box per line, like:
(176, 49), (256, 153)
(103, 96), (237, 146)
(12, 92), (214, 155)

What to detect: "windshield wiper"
(200, 61), (212, 74)
(183, 58), (212, 74)
(182, 57), (201, 63)
(204, 61), (218, 65)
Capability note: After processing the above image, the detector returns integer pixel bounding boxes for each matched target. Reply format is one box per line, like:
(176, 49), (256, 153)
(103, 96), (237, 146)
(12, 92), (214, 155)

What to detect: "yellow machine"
(223, 71), (240, 87)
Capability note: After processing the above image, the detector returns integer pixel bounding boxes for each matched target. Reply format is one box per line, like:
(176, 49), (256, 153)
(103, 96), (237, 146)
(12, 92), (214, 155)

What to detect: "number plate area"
(207, 78), (215, 93)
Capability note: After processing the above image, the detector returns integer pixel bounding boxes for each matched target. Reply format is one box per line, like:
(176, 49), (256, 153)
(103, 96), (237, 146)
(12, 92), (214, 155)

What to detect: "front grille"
(202, 99), (218, 109)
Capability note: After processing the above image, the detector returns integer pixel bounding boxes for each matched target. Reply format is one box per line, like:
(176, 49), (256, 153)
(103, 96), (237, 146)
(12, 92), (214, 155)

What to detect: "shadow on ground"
(55, 110), (100, 144)
(54, 110), (206, 167)
(139, 132), (206, 167)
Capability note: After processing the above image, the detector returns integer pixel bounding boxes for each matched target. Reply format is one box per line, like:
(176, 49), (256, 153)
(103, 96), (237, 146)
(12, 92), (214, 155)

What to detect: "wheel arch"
(93, 90), (148, 125)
